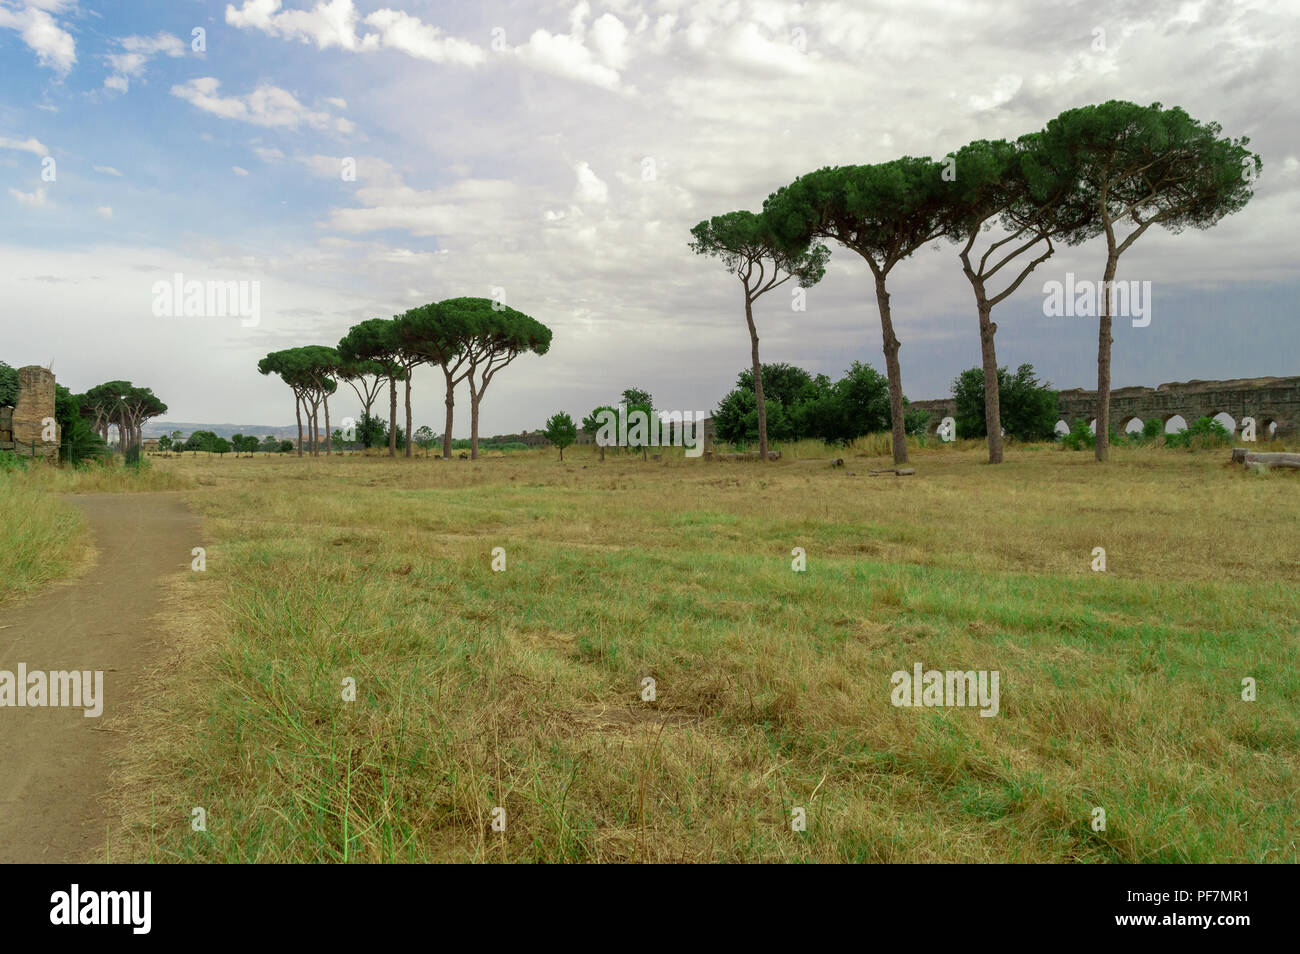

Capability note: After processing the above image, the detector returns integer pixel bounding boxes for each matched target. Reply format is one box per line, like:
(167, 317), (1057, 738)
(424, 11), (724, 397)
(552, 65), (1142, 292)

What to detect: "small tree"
(212, 436), (232, 458)
(158, 434), (173, 453)
(185, 430), (217, 456)
(543, 412), (578, 460)
(621, 387), (653, 409)
(0, 361), (16, 406)
(414, 425), (438, 457)
(582, 405), (618, 460)
(690, 211), (828, 461)
(339, 319), (410, 458)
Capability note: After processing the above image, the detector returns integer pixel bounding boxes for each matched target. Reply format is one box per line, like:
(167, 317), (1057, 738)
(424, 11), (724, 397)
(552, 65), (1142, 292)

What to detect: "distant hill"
(143, 421), (297, 440)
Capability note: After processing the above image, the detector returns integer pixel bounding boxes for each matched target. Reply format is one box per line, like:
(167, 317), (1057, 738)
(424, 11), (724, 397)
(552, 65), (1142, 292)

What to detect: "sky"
(1, 0), (1297, 435)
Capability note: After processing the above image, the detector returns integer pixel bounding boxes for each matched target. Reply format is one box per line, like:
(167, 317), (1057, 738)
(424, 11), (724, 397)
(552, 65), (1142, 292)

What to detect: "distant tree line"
(260, 297), (551, 461)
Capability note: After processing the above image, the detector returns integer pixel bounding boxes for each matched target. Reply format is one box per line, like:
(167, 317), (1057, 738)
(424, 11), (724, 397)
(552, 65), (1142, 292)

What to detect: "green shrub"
(1059, 419), (1121, 451)
(1165, 416), (1231, 450)
(1059, 419), (1094, 451)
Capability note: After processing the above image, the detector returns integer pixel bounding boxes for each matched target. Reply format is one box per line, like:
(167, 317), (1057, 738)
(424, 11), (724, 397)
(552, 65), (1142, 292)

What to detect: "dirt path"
(0, 492), (199, 863)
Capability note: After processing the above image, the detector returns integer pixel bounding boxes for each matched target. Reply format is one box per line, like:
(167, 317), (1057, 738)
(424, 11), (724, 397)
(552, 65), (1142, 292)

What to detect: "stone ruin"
(913, 375), (1299, 439)
(0, 366), (60, 462)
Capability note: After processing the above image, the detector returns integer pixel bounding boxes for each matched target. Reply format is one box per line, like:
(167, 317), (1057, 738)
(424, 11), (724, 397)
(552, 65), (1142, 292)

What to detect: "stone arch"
(1164, 414), (1188, 434)
(1054, 420), (1069, 438)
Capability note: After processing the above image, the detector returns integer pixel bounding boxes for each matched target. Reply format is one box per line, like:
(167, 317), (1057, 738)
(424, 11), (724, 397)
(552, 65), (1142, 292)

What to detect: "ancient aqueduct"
(912, 376), (1299, 438)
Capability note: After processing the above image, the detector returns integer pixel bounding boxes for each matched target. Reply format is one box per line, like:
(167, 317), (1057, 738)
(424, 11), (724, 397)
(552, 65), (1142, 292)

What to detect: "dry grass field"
(5, 440), (1298, 862)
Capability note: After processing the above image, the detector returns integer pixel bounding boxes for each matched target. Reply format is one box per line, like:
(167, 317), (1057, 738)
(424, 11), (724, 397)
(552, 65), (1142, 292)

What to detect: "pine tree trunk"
(470, 385), (480, 460)
(324, 396), (332, 456)
(388, 378), (398, 458)
(874, 273), (908, 465)
(1095, 251), (1118, 462)
(404, 373), (413, 458)
(978, 299), (1003, 464)
(442, 369), (455, 460)
(295, 396), (303, 457)
(745, 296), (768, 462)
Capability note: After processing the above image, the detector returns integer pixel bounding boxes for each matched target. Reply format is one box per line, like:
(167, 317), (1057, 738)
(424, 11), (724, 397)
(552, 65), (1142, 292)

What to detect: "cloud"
(362, 8), (486, 66)
(104, 31), (186, 92)
(226, 0), (364, 50)
(0, 135), (49, 155)
(323, 177), (523, 238)
(513, 4), (630, 91)
(9, 186), (47, 206)
(573, 160), (608, 203)
(233, 165), (250, 176)
(171, 78), (354, 133)
(225, 0), (485, 65)
(96, 205), (112, 219)
(93, 164), (123, 176)
(0, 0), (76, 74)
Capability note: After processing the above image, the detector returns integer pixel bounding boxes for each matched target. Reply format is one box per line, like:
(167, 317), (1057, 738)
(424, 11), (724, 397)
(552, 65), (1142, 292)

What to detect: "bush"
(1165, 416), (1231, 450)
(952, 364), (1059, 441)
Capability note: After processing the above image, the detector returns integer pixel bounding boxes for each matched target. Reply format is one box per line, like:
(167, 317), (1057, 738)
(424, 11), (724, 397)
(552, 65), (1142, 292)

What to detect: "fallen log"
(1232, 448), (1300, 470)
(868, 467), (915, 476)
(715, 451), (781, 461)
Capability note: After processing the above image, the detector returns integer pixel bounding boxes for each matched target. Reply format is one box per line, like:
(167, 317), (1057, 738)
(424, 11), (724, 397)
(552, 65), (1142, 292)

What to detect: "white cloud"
(9, 186), (47, 206)
(589, 12), (631, 69)
(233, 165), (250, 176)
(93, 164), (123, 176)
(171, 78), (354, 133)
(226, 0), (485, 65)
(96, 205), (112, 219)
(104, 31), (186, 92)
(324, 177), (522, 238)
(226, 0), (364, 50)
(573, 160), (608, 203)
(0, 135), (49, 155)
(513, 4), (629, 92)
(362, 8), (486, 66)
(0, 0), (76, 74)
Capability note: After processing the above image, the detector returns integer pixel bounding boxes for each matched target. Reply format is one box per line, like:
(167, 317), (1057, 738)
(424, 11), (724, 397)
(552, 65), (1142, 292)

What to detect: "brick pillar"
(12, 366), (59, 461)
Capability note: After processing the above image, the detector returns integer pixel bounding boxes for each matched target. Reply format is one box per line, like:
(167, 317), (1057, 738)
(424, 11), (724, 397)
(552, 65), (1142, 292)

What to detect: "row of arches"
(1053, 413), (1281, 438)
